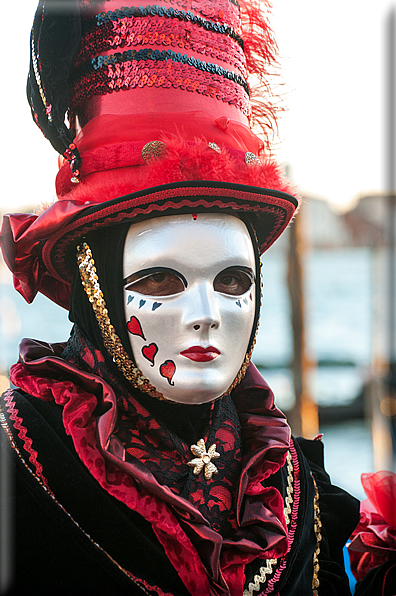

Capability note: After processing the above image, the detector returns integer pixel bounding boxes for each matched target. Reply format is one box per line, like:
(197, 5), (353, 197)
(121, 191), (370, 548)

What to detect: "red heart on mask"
(127, 316), (146, 340)
(159, 360), (176, 386)
(142, 343), (158, 366)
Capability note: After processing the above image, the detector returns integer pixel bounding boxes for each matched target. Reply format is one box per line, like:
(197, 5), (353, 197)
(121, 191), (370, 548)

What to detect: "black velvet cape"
(1, 386), (359, 596)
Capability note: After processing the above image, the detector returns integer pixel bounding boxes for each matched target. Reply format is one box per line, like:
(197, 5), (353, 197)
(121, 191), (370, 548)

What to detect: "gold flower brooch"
(188, 439), (220, 481)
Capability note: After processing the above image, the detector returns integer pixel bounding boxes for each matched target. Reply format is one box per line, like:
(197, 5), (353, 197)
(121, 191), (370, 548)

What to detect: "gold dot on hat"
(141, 140), (167, 163)
(208, 142), (221, 153)
(245, 152), (260, 165)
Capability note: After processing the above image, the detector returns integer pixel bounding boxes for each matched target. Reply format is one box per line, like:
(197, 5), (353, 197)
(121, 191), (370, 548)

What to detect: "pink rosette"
(348, 471), (396, 582)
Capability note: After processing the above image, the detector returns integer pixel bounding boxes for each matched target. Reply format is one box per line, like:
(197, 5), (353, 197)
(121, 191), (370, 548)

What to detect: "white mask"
(123, 213), (256, 404)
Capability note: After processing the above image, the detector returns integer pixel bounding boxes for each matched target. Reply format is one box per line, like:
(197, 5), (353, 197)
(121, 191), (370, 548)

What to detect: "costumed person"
(0, 0), (359, 594)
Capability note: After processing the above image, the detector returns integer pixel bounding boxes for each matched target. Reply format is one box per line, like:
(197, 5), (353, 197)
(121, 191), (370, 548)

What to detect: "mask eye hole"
(213, 267), (254, 296)
(124, 267), (186, 296)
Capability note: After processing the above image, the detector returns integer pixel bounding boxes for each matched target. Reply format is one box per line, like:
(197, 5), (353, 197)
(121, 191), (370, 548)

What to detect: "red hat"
(1, 0), (299, 310)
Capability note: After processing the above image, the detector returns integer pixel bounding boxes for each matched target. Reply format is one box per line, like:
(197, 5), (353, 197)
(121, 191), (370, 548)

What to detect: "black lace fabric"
(63, 326), (242, 536)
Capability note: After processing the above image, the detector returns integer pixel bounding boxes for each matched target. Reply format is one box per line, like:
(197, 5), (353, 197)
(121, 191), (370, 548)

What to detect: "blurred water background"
(255, 244), (374, 500)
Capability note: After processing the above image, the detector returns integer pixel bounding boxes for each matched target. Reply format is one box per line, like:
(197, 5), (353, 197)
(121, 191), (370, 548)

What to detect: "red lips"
(180, 346), (220, 362)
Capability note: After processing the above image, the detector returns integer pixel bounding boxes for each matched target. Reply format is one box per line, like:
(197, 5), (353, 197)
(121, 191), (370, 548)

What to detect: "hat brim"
(1, 179), (297, 310)
(42, 180), (297, 283)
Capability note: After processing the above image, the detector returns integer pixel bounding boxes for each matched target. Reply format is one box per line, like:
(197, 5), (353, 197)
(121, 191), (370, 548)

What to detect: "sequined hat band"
(83, 5), (243, 46)
(70, 48), (250, 118)
(76, 14), (247, 77)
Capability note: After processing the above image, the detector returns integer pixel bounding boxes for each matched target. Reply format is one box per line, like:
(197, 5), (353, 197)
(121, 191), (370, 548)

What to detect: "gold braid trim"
(312, 474), (322, 595)
(243, 450), (294, 596)
(243, 457), (323, 596)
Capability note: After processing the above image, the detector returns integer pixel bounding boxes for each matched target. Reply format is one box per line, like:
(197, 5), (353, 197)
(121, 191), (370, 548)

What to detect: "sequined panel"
(70, 51), (250, 116)
(76, 16), (247, 78)
(79, 0), (241, 32)
(71, 2), (249, 116)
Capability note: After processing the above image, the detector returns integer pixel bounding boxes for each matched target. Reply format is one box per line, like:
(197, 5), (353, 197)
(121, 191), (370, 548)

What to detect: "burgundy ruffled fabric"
(0, 206), (82, 309)
(10, 337), (291, 596)
(349, 472), (396, 583)
(65, 327), (243, 537)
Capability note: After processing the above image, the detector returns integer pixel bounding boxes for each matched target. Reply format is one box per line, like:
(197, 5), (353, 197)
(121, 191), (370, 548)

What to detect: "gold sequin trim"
(31, 29), (52, 123)
(243, 451), (294, 596)
(77, 241), (163, 400)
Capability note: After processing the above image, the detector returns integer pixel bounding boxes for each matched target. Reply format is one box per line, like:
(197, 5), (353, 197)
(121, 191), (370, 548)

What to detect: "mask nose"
(182, 283), (220, 332)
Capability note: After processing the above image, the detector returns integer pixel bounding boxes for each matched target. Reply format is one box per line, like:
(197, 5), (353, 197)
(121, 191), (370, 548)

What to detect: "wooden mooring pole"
(286, 208), (318, 438)
(369, 10), (396, 471)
